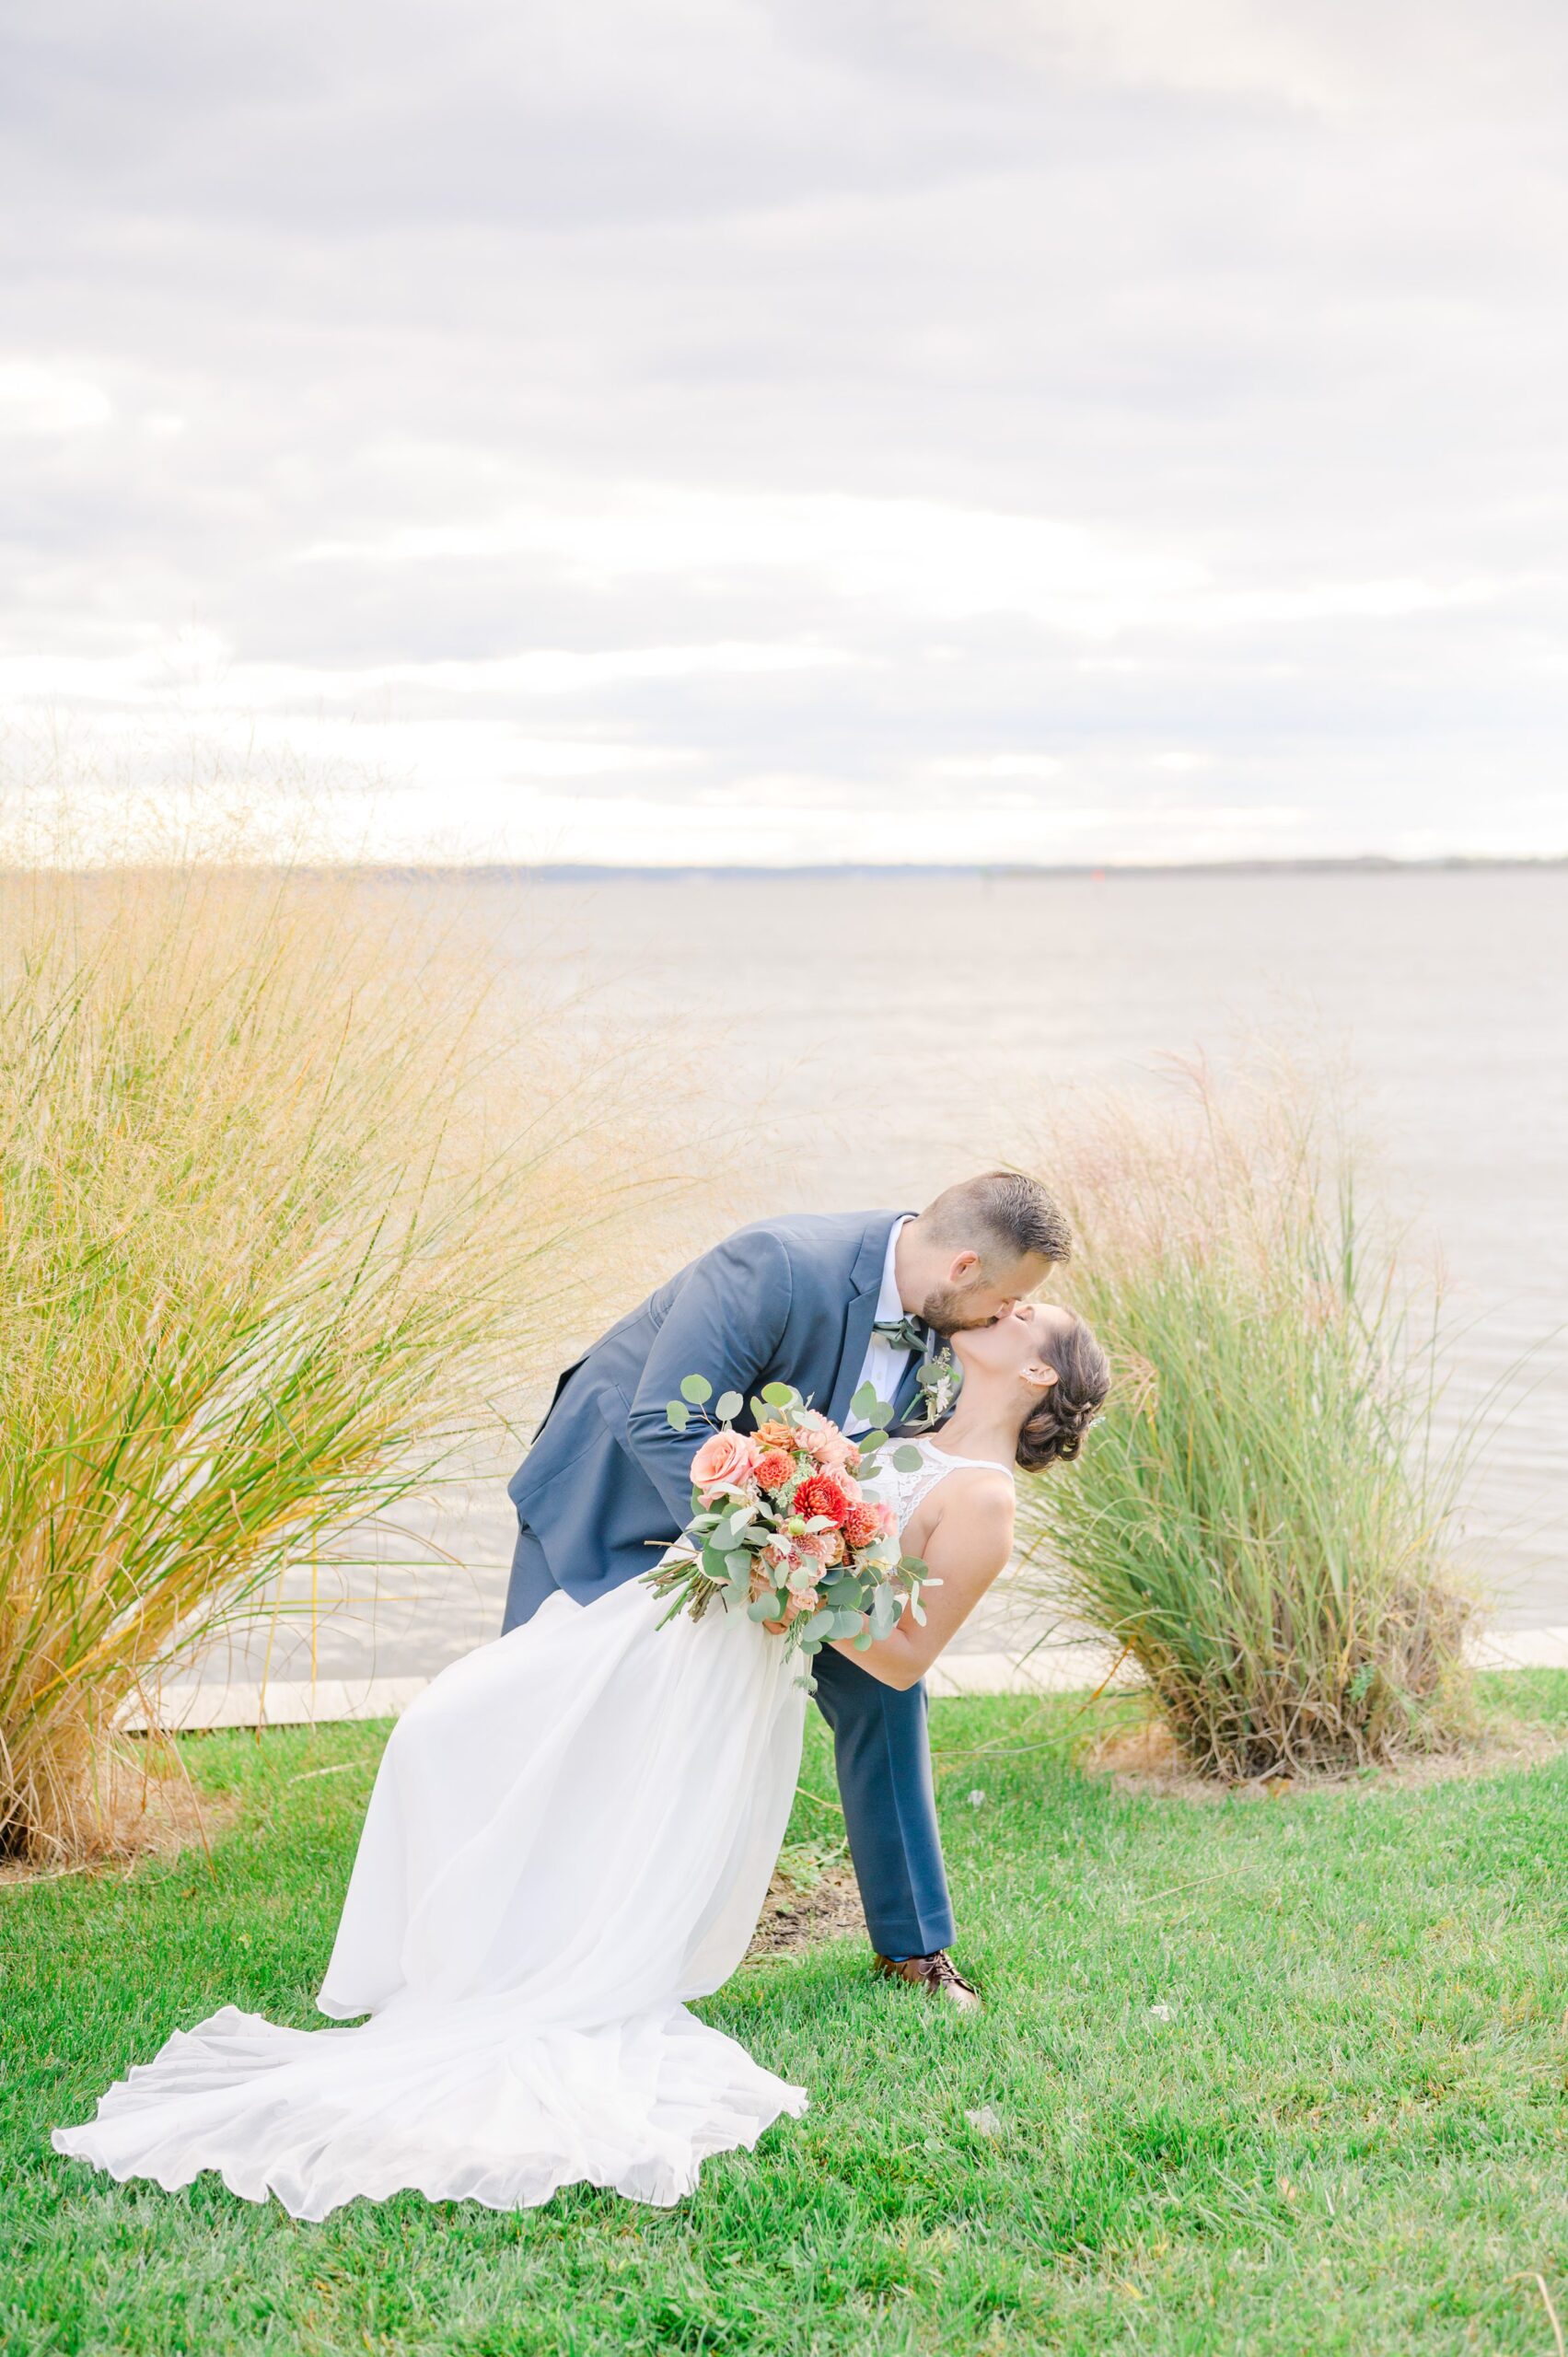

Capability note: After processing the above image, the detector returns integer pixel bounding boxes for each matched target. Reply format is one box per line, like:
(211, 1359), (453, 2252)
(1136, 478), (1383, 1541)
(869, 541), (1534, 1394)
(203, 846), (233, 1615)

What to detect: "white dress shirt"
(844, 1215), (915, 1435)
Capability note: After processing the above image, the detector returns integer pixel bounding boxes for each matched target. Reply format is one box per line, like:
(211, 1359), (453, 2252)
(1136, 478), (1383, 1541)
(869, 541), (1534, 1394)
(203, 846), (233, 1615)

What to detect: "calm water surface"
(212, 869), (1568, 1689)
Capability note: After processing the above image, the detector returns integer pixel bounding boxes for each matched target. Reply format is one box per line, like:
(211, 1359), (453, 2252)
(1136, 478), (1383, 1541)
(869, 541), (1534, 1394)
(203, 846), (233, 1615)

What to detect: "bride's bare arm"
(830, 1472), (1015, 1691)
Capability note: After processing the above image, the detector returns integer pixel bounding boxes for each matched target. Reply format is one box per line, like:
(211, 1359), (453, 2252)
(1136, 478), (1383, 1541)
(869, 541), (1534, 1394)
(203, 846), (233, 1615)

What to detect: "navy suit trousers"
(503, 1520), (956, 1960)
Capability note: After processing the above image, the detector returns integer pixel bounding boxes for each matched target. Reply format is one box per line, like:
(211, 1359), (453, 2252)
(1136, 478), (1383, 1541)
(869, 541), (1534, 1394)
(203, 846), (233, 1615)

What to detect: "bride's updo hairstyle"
(1016, 1312), (1110, 1473)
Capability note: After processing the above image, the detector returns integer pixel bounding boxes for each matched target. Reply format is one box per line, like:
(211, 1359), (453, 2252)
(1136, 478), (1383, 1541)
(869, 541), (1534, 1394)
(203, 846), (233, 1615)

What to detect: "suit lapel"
(824, 1212), (904, 1428)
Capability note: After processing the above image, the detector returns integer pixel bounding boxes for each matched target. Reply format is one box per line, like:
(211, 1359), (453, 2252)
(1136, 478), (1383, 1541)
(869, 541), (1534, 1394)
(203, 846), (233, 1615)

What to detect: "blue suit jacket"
(508, 1209), (912, 1605)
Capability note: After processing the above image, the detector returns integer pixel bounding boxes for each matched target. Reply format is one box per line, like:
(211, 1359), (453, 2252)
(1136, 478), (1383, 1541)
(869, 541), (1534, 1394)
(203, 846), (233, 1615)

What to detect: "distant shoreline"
(377, 854), (1568, 884)
(10, 854), (1565, 884)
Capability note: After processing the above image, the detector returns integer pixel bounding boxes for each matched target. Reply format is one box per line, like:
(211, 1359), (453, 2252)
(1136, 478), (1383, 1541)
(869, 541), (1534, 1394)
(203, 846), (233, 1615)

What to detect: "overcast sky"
(4, 0), (1567, 865)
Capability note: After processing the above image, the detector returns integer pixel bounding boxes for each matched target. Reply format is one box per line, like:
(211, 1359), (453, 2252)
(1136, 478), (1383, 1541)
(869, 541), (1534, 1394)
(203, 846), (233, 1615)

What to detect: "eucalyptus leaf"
(747, 1594), (781, 1622)
(679, 1373), (713, 1405)
(761, 1380), (797, 1408)
(852, 1628), (875, 1651)
(714, 1390), (743, 1421)
(870, 1585), (902, 1640)
(666, 1399), (690, 1432)
(891, 1445), (923, 1471)
(849, 1380), (882, 1420)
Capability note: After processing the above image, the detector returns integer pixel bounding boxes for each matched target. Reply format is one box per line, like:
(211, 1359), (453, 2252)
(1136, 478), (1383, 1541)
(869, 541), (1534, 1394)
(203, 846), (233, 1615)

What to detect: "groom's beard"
(918, 1283), (1002, 1340)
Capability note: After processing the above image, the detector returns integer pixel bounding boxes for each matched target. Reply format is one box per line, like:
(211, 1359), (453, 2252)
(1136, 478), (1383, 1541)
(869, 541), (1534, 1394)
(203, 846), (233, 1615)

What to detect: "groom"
(504, 1171), (1071, 2010)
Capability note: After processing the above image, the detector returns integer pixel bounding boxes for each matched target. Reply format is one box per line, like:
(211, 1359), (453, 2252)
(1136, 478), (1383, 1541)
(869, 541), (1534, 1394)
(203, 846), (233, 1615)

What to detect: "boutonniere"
(908, 1346), (963, 1429)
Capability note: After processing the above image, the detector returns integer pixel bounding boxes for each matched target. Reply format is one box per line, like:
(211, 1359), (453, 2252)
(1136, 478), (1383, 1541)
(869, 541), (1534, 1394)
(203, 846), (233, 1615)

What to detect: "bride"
(54, 1298), (1108, 2221)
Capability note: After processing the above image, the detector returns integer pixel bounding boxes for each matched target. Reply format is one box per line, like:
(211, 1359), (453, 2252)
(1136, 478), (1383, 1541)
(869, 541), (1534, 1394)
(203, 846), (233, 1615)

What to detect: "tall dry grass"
(0, 856), (676, 1861)
(1016, 1057), (1477, 1779)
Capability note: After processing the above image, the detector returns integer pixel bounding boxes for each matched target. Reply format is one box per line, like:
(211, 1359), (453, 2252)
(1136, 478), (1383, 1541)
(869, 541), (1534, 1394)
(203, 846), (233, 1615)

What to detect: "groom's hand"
(625, 1227), (794, 1527)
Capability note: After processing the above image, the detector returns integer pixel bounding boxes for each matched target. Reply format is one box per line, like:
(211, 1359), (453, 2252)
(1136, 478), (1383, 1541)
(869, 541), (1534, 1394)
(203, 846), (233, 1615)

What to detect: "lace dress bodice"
(861, 1433), (1015, 1538)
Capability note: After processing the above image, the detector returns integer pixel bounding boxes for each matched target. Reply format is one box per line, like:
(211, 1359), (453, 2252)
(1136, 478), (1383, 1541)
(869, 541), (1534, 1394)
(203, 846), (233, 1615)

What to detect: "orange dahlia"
(755, 1448), (795, 1493)
(842, 1501), (886, 1550)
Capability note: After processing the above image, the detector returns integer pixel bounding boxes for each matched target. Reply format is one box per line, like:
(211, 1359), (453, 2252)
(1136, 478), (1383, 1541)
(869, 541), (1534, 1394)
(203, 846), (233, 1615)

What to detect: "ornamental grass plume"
(1015, 1054), (1477, 1781)
(0, 851), (671, 1864)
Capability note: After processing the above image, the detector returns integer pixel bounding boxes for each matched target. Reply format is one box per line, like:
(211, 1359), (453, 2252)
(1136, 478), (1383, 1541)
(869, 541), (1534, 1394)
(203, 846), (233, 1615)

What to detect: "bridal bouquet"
(644, 1376), (933, 1673)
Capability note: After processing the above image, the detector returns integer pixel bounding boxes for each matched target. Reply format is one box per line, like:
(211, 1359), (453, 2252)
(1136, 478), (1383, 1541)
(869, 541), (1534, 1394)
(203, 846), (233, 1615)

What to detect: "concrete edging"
(122, 1627), (1568, 1734)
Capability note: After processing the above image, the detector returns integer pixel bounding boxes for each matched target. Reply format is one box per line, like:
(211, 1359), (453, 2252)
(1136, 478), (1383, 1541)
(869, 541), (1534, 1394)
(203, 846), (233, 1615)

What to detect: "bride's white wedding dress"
(52, 1438), (1005, 2219)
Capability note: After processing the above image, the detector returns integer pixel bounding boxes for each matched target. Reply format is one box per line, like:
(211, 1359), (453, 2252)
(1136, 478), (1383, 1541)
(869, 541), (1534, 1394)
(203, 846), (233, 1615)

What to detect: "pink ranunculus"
(796, 1414), (857, 1472)
(689, 1428), (761, 1501)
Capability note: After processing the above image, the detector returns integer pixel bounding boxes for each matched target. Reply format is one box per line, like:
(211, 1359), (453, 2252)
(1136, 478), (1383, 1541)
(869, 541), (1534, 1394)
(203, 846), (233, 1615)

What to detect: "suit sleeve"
(626, 1227), (795, 1527)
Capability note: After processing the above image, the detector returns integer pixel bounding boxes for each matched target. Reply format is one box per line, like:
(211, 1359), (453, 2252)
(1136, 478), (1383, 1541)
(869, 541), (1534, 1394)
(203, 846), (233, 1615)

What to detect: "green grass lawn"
(7, 1677), (1568, 2356)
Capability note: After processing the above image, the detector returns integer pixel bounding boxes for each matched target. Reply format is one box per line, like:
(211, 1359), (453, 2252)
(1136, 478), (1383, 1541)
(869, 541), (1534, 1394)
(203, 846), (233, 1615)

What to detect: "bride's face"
(952, 1298), (1070, 1389)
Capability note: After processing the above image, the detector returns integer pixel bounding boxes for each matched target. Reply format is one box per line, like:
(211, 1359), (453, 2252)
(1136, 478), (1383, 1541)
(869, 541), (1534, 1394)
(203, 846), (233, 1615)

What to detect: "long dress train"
(52, 1573), (809, 2218)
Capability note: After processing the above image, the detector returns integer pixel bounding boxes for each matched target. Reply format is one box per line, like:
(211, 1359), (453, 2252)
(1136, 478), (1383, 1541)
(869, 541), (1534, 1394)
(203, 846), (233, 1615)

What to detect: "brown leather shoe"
(872, 1950), (981, 2013)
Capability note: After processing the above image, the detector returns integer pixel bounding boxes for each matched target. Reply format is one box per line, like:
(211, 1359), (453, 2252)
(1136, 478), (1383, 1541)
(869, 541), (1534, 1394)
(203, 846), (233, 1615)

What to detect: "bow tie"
(872, 1313), (932, 1356)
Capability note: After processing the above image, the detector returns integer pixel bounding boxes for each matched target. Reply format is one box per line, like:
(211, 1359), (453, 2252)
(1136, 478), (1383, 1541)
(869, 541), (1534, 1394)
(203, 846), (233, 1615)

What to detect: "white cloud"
(0, 359), (113, 435)
(2, 0), (1566, 863)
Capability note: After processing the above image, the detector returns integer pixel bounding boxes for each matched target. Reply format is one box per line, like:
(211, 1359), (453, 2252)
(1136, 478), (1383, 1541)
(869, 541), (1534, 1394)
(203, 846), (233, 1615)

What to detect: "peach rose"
(689, 1428), (761, 1501)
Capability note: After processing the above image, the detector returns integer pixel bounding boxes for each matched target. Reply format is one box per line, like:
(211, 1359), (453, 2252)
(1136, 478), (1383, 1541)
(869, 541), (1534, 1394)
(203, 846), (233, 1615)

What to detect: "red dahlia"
(793, 1472), (852, 1528)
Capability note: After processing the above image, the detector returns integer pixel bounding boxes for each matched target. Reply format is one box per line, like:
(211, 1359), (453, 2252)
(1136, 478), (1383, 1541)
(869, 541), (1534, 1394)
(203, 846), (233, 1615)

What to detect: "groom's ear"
(947, 1248), (981, 1283)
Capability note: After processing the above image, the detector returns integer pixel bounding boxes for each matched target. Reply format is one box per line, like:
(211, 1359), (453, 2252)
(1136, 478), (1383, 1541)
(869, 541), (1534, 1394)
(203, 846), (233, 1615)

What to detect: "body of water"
(204, 866), (1568, 1695)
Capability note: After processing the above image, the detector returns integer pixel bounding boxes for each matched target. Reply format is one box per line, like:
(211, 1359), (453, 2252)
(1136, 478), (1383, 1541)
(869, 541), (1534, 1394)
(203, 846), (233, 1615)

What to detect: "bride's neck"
(928, 1378), (1020, 1464)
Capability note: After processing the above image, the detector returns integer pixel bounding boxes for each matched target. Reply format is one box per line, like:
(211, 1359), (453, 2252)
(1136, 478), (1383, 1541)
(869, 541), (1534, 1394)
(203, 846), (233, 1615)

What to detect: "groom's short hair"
(923, 1170), (1072, 1266)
